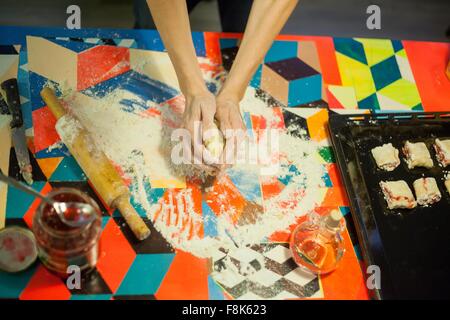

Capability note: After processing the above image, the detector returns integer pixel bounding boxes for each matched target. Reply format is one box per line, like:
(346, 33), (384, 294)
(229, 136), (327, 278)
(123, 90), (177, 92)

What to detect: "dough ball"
(204, 125), (224, 159)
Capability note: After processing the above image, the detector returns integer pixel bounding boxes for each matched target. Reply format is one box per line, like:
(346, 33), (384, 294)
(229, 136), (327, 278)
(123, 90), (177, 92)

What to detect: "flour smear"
(52, 61), (327, 261)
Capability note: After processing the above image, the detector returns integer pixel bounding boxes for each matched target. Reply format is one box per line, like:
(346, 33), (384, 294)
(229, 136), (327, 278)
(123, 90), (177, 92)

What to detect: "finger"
(183, 115), (201, 165)
(230, 115), (246, 134)
(192, 130), (205, 166)
(222, 133), (239, 167)
(231, 114), (248, 146)
(218, 117), (229, 131)
(202, 105), (216, 131)
(218, 119), (232, 140)
(216, 119), (231, 164)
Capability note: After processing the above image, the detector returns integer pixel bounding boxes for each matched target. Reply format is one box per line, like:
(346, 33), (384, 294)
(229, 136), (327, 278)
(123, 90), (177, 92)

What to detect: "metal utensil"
(0, 168), (96, 227)
(1, 78), (33, 185)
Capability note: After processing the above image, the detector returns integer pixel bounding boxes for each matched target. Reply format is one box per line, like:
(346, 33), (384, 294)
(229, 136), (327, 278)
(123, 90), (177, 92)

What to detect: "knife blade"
(1, 78), (33, 185)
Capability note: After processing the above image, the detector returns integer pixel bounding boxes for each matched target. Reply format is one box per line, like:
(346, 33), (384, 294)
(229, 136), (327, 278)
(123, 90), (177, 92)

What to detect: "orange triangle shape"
(321, 230), (368, 299)
(20, 265), (71, 300)
(155, 250), (209, 300)
(36, 157), (63, 179)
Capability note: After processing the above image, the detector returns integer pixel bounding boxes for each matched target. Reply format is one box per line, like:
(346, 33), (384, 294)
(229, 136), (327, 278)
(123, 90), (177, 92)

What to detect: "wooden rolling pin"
(40, 87), (150, 240)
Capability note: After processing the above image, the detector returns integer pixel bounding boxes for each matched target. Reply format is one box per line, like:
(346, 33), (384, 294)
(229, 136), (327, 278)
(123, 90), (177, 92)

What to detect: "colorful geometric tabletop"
(0, 26), (449, 300)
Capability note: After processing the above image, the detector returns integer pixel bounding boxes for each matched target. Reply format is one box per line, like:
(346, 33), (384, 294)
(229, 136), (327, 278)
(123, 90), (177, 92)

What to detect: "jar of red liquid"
(32, 188), (102, 278)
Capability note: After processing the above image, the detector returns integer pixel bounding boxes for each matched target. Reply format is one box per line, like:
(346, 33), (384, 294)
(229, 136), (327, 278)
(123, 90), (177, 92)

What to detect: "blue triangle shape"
(6, 181), (47, 219)
(334, 38), (368, 65)
(49, 155), (86, 181)
(116, 253), (175, 295)
(208, 276), (224, 300)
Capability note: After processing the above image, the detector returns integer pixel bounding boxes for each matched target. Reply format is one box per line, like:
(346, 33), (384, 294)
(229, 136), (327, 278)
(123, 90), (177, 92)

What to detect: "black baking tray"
(328, 111), (450, 300)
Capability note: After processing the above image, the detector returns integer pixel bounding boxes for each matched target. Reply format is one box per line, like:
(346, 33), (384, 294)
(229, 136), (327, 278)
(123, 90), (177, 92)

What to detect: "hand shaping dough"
(402, 141), (433, 169)
(380, 180), (417, 209)
(371, 143), (400, 171)
(413, 177), (441, 206)
(204, 124), (224, 159)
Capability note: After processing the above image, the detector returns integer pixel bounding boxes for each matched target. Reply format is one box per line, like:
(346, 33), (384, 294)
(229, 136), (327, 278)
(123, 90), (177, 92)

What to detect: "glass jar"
(32, 188), (102, 278)
(290, 210), (346, 275)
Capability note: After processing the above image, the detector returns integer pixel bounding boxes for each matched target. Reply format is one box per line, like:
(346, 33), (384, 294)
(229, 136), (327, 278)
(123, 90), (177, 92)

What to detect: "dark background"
(0, 0), (449, 42)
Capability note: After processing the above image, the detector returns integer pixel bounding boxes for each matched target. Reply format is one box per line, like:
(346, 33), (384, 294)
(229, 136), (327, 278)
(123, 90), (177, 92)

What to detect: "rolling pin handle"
(113, 195), (151, 241)
(40, 87), (151, 241)
(40, 87), (66, 120)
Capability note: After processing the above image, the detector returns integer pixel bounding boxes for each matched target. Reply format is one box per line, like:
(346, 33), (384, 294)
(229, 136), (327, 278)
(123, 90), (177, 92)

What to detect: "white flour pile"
(52, 63), (327, 261)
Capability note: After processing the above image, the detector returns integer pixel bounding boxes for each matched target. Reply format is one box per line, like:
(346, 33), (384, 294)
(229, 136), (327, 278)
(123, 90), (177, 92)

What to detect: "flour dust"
(50, 57), (327, 298)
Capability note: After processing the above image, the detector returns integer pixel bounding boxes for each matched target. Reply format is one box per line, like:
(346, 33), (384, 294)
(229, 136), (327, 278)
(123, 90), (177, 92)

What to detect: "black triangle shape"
(281, 109), (310, 139)
(254, 88), (285, 108)
(4, 218), (29, 229)
(101, 38), (116, 46)
(69, 37), (84, 42)
(0, 45), (18, 55)
(69, 268), (113, 295)
(48, 181), (110, 217)
(220, 46), (238, 72)
(8, 147), (47, 183)
(113, 216), (174, 254)
(290, 99), (329, 109)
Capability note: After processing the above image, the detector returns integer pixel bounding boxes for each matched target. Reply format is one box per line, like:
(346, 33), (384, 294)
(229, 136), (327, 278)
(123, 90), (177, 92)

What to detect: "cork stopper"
(326, 210), (343, 229)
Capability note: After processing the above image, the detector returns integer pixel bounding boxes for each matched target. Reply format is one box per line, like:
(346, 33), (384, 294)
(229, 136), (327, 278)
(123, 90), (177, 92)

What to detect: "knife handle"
(1, 78), (23, 128)
(0, 96), (9, 115)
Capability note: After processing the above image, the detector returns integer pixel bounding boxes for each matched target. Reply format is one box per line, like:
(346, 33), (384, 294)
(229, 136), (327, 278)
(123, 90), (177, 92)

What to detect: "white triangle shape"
(377, 92), (409, 110)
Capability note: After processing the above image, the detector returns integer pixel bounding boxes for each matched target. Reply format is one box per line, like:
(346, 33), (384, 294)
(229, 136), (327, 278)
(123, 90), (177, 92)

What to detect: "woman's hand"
(215, 93), (247, 169)
(183, 91), (217, 140)
(182, 90), (219, 174)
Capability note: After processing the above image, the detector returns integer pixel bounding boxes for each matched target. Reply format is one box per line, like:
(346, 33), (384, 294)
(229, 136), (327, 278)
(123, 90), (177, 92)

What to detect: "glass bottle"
(32, 188), (102, 278)
(290, 210), (346, 274)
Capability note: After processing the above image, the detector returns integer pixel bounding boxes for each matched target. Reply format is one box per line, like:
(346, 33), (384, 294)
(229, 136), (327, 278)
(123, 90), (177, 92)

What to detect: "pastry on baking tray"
(445, 179), (450, 195)
(434, 138), (450, 167)
(380, 180), (417, 209)
(413, 177), (442, 206)
(402, 141), (433, 169)
(371, 143), (400, 171)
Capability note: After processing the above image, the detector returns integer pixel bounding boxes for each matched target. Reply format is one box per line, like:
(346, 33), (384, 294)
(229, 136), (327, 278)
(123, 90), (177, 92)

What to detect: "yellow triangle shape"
(356, 38), (395, 66)
(328, 85), (358, 109)
(396, 49), (408, 59)
(378, 79), (421, 107)
(336, 52), (376, 101)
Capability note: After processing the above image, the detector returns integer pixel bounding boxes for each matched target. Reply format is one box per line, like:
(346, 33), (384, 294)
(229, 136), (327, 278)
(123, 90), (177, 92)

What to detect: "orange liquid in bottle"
(290, 216), (344, 275)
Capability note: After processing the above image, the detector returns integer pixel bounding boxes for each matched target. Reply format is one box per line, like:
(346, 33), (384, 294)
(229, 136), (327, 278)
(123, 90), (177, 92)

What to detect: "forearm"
(147, 0), (207, 97)
(219, 0), (299, 101)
